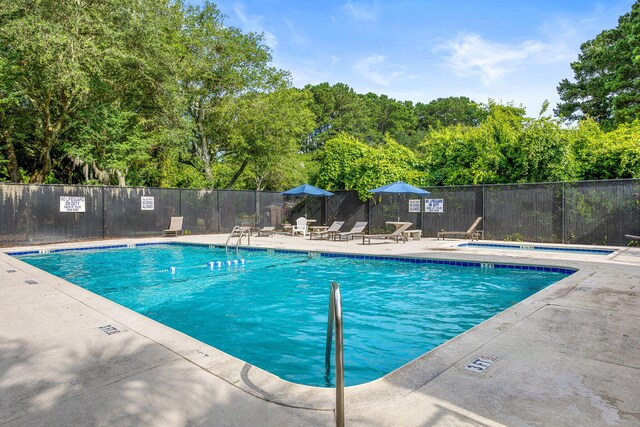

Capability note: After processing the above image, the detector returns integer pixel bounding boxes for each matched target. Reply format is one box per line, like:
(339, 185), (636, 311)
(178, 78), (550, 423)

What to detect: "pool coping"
(2, 238), (590, 411)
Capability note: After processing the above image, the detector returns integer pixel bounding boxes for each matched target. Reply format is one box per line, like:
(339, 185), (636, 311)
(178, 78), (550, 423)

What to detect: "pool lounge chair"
(292, 217), (308, 237)
(437, 217), (483, 241)
(626, 234), (640, 241)
(309, 221), (344, 240)
(331, 221), (368, 241)
(163, 216), (183, 237)
(257, 226), (276, 237)
(362, 222), (413, 245)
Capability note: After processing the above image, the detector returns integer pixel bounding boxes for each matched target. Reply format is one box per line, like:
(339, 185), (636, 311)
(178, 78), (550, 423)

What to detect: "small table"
(309, 225), (329, 232)
(402, 230), (422, 240)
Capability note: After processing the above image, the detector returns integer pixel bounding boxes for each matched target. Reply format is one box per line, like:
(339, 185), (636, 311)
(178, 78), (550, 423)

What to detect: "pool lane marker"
(167, 259), (246, 273)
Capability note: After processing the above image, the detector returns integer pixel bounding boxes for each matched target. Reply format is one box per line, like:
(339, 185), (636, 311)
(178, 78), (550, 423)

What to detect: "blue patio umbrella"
(282, 183), (334, 197)
(368, 181), (430, 223)
(282, 184), (334, 224)
(368, 181), (430, 196)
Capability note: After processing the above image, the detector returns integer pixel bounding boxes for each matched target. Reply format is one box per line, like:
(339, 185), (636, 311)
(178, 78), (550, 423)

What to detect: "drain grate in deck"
(24, 279), (38, 285)
(98, 325), (121, 335)
(465, 355), (497, 373)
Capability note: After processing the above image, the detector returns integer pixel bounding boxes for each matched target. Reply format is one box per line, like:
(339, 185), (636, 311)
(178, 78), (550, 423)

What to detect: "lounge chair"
(309, 221), (344, 240)
(437, 217), (482, 241)
(331, 221), (368, 241)
(163, 216), (183, 237)
(362, 222), (413, 245)
(626, 234), (640, 241)
(292, 217), (308, 237)
(257, 226), (275, 237)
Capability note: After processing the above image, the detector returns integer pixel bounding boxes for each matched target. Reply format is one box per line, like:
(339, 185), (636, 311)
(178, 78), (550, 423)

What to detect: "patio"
(1, 234), (639, 426)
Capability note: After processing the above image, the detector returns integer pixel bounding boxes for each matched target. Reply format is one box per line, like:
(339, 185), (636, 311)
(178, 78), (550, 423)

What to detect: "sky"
(192, 0), (635, 116)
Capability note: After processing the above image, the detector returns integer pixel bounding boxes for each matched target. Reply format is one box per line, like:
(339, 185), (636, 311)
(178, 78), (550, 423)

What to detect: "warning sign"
(60, 196), (85, 213)
(424, 199), (444, 213)
(141, 196), (155, 211)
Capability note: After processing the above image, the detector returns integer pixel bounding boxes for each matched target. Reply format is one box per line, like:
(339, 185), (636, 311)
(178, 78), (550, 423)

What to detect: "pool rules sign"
(60, 196), (85, 213)
(141, 196), (155, 211)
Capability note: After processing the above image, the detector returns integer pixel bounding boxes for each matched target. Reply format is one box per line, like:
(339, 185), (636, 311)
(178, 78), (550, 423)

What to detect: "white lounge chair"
(332, 221), (368, 241)
(362, 222), (413, 244)
(292, 217), (308, 237)
(309, 221), (344, 240)
(437, 217), (483, 241)
(257, 226), (275, 237)
(163, 216), (183, 237)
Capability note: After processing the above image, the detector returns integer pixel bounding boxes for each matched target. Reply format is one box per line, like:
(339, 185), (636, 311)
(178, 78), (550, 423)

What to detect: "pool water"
(17, 244), (570, 387)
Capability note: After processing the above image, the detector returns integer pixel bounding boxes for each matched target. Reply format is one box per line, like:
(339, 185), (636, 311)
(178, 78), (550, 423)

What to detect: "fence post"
(482, 185), (486, 239)
(216, 189), (221, 234)
(561, 183), (565, 244)
(101, 186), (106, 240)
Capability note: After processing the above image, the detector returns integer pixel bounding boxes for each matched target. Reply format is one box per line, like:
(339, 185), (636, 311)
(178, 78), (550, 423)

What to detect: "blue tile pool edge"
(458, 242), (615, 255)
(7, 241), (577, 275)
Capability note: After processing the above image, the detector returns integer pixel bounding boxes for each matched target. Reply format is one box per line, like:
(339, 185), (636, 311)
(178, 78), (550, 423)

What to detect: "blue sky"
(194, 1), (635, 116)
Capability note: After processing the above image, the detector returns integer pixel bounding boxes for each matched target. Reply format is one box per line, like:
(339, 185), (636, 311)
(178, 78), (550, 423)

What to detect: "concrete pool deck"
(1, 235), (639, 426)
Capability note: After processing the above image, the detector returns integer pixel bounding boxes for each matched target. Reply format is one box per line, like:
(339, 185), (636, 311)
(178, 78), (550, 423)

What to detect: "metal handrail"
(235, 227), (250, 253)
(225, 226), (240, 252)
(325, 281), (345, 427)
(225, 226), (250, 254)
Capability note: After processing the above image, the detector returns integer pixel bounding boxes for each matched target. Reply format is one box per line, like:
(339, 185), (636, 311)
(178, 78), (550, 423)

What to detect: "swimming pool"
(458, 242), (615, 255)
(15, 243), (573, 387)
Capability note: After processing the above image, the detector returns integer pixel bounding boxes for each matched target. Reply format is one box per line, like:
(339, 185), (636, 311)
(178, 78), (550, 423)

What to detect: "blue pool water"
(459, 242), (615, 255)
(16, 244), (571, 387)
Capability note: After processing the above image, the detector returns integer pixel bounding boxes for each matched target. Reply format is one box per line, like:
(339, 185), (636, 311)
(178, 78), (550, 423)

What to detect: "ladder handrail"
(325, 281), (345, 427)
(235, 227), (250, 253)
(225, 226), (251, 255)
(225, 226), (240, 251)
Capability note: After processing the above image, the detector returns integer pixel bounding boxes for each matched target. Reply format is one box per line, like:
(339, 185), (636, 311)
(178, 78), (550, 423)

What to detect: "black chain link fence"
(1, 179), (638, 247)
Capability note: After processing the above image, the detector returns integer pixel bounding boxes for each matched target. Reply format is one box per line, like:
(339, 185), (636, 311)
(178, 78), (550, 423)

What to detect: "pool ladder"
(325, 281), (345, 427)
(225, 226), (251, 254)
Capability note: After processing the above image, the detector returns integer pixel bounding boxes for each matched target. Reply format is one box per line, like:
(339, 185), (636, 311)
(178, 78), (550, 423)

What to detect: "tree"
(316, 133), (422, 200)
(302, 82), (370, 151)
(179, 2), (289, 184)
(362, 93), (418, 144)
(223, 88), (315, 190)
(0, 0), (182, 183)
(414, 97), (487, 131)
(570, 118), (640, 179)
(556, 2), (640, 129)
(418, 103), (577, 185)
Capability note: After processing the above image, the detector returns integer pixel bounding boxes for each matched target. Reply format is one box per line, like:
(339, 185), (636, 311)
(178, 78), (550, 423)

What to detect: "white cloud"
(283, 18), (305, 46)
(233, 3), (278, 50)
(342, 1), (377, 21)
(354, 54), (407, 86)
(440, 33), (548, 85)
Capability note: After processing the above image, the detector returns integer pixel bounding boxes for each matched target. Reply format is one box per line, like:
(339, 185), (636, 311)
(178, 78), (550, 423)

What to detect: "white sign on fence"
(408, 199), (421, 213)
(141, 196), (155, 211)
(60, 196), (85, 213)
(424, 199), (444, 213)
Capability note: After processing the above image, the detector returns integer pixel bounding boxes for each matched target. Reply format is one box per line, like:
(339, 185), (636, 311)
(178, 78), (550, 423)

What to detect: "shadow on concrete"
(0, 333), (329, 426)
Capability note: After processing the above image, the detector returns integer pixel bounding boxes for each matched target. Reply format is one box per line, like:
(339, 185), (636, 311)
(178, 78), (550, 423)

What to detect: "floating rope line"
(116, 259), (247, 277)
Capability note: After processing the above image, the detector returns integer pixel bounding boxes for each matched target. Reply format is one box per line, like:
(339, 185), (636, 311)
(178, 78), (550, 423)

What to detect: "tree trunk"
(191, 101), (212, 182)
(30, 131), (54, 183)
(224, 157), (249, 189)
(4, 138), (21, 182)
